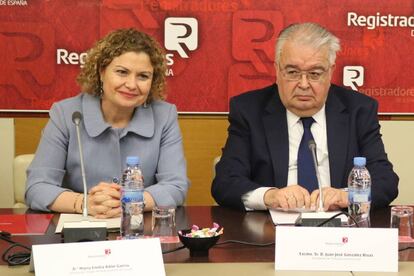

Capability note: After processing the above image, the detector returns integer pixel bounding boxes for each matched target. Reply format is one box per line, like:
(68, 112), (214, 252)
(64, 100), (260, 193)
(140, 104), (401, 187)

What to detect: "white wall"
(0, 118), (15, 207)
(380, 121), (414, 205)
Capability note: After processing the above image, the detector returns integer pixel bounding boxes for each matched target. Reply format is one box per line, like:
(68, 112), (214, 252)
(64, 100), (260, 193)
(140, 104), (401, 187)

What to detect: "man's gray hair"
(275, 22), (340, 66)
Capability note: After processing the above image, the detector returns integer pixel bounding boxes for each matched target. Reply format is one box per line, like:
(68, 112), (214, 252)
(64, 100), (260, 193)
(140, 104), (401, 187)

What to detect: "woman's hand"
(88, 182), (121, 218)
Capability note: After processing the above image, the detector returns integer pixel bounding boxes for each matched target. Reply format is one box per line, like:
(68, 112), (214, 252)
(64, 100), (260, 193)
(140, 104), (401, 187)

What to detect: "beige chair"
(380, 121), (414, 205)
(13, 154), (34, 208)
(212, 156), (221, 179)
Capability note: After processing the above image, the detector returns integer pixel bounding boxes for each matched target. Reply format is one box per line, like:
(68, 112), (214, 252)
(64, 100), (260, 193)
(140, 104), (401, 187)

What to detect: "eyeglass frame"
(277, 63), (331, 82)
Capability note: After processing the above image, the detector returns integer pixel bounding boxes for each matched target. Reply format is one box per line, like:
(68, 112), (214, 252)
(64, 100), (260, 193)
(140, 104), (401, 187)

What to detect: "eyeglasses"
(279, 66), (329, 82)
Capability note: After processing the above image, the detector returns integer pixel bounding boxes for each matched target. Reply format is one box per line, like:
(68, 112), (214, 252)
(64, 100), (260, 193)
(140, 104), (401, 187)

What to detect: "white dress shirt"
(242, 106), (331, 210)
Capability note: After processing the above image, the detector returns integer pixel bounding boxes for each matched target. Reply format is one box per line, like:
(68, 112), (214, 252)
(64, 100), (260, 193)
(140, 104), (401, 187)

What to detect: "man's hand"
(264, 185), (311, 210)
(310, 187), (348, 211)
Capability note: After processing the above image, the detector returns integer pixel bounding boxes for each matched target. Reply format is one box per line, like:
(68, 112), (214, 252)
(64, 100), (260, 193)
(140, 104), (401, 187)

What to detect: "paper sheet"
(269, 209), (348, 225)
(301, 211), (348, 223)
(55, 213), (120, 233)
(269, 209), (301, 225)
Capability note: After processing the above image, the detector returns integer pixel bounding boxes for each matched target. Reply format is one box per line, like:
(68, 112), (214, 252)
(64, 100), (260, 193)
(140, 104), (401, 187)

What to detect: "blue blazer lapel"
(262, 92), (289, 188)
(325, 88), (350, 188)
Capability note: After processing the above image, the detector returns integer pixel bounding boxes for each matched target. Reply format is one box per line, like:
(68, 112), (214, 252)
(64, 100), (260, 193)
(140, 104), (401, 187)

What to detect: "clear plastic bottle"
(347, 157), (371, 227)
(120, 156), (145, 238)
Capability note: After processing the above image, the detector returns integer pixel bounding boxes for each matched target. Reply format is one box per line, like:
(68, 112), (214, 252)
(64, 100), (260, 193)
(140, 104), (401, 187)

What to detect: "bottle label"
(122, 190), (144, 203)
(348, 188), (371, 203)
(352, 193), (369, 203)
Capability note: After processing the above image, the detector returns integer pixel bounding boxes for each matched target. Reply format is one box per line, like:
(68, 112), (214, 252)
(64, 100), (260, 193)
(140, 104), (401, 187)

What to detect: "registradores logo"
(347, 12), (414, 30)
(343, 66), (364, 91)
(347, 12), (414, 36)
(164, 17), (198, 58)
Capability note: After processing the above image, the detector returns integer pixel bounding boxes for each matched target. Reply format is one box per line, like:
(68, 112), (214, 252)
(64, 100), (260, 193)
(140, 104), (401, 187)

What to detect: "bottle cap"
(353, 157), (366, 166)
(126, 156), (140, 165)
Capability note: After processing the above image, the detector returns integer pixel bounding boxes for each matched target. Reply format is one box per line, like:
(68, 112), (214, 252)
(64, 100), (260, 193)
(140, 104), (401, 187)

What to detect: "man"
(212, 22), (398, 211)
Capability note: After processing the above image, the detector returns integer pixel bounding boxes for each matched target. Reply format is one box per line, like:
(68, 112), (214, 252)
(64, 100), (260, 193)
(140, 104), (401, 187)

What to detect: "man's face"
(276, 41), (334, 117)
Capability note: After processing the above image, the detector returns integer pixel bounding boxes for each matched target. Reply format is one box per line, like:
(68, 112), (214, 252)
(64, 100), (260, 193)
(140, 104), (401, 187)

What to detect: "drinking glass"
(390, 206), (413, 240)
(152, 207), (177, 242)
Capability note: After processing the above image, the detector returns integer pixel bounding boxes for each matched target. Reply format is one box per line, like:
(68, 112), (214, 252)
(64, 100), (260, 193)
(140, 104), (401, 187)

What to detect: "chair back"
(212, 156), (221, 179)
(13, 154), (34, 208)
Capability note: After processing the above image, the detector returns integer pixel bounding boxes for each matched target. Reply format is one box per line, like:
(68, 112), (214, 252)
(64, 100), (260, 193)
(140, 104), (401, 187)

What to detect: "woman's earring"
(98, 81), (104, 97)
(143, 101), (148, 108)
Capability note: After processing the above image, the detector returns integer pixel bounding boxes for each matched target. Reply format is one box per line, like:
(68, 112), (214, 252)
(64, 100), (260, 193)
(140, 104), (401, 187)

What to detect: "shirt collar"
(286, 105), (326, 128)
(312, 105), (326, 127)
(82, 93), (154, 138)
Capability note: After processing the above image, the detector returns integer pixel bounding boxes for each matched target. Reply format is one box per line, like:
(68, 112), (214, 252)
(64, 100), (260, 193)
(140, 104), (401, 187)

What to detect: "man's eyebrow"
(283, 64), (299, 69)
(283, 64), (327, 71)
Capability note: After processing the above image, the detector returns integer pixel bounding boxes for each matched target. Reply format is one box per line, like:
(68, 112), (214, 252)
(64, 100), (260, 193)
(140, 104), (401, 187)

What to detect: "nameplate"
(32, 238), (165, 276)
(275, 226), (398, 272)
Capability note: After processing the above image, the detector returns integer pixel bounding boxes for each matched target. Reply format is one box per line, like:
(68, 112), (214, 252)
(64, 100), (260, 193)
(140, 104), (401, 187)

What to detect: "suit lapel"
(262, 90), (289, 188)
(325, 87), (349, 188)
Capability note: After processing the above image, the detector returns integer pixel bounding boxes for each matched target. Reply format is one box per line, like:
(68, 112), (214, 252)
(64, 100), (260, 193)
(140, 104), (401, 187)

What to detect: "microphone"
(308, 140), (324, 212)
(72, 111), (82, 125)
(72, 111), (88, 217)
(298, 140), (343, 227)
(61, 111), (107, 243)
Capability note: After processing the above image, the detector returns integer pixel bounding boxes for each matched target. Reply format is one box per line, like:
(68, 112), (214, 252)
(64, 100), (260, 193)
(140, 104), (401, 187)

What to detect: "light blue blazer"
(25, 93), (189, 211)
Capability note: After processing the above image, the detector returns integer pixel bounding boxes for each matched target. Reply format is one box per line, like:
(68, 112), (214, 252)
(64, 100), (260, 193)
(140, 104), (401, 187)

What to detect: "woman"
(25, 28), (189, 218)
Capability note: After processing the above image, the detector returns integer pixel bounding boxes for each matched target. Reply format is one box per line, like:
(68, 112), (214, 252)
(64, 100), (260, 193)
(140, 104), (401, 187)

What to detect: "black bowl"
(178, 229), (221, 256)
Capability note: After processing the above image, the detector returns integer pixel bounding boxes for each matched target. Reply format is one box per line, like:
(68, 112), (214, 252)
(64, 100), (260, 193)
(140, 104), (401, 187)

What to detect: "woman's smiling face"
(100, 51), (154, 112)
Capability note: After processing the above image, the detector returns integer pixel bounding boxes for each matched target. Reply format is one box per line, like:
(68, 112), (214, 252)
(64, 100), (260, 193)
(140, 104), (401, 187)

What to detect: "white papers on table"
(269, 209), (347, 225)
(55, 214), (120, 233)
(269, 209), (300, 225)
(301, 211), (348, 223)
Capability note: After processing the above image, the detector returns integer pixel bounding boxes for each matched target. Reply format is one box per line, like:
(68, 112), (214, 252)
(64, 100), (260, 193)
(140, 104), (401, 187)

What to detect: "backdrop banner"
(0, 0), (413, 113)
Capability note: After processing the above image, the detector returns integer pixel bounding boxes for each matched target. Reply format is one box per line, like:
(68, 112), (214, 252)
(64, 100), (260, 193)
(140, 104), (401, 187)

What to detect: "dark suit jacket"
(212, 84), (399, 210)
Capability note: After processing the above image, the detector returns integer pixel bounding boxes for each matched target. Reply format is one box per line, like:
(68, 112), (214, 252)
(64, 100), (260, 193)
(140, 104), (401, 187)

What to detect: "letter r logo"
(165, 17), (198, 58)
(343, 66), (364, 91)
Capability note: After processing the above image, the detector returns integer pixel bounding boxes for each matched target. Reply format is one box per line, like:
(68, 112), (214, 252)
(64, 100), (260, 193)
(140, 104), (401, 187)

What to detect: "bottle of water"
(120, 156), (145, 238)
(347, 157), (371, 227)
